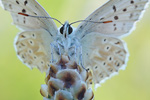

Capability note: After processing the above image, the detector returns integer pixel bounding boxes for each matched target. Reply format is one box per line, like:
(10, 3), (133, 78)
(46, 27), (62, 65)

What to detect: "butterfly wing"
(0, 0), (58, 37)
(15, 29), (52, 72)
(75, 0), (149, 39)
(0, 0), (58, 72)
(74, 0), (149, 85)
(81, 32), (128, 85)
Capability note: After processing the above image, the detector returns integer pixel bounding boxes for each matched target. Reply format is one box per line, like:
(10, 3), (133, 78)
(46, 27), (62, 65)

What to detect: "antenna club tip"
(103, 20), (113, 23)
(18, 12), (29, 16)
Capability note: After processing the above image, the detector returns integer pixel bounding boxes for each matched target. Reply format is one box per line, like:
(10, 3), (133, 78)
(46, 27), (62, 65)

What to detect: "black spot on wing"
(113, 23), (117, 31)
(109, 57), (112, 61)
(80, 25), (83, 29)
(114, 27), (117, 31)
(24, 0), (28, 6)
(23, 17), (26, 24)
(9, 4), (12, 9)
(123, 8), (127, 12)
(21, 35), (26, 38)
(100, 17), (104, 20)
(130, 13), (133, 18)
(103, 62), (106, 66)
(20, 43), (25, 46)
(32, 34), (35, 37)
(135, 5), (138, 9)
(131, 0), (134, 4)
(106, 46), (110, 50)
(29, 40), (33, 45)
(16, 0), (19, 4)
(114, 16), (119, 20)
(113, 5), (116, 12)
(22, 9), (26, 13)
(104, 39), (107, 42)
(115, 41), (120, 45)
(34, 12), (37, 15)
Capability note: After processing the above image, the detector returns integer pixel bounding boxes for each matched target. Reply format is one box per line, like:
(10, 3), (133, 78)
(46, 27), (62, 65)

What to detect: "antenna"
(18, 12), (113, 26)
(70, 20), (113, 25)
(18, 12), (63, 25)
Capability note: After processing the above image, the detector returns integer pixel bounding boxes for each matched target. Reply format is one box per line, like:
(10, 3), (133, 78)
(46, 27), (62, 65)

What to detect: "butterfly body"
(52, 21), (82, 64)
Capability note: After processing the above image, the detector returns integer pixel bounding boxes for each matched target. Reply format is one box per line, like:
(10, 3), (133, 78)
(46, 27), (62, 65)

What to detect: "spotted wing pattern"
(75, 0), (149, 85)
(14, 29), (53, 72)
(0, 0), (57, 36)
(0, 0), (58, 72)
(75, 0), (150, 39)
(81, 32), (128, 84)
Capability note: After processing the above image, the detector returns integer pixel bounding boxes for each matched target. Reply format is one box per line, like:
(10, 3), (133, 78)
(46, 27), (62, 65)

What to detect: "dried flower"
(41, 55), (94, 100)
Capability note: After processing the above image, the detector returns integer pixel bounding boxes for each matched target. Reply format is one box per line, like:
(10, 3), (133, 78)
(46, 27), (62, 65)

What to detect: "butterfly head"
(60, 21), (73, 38)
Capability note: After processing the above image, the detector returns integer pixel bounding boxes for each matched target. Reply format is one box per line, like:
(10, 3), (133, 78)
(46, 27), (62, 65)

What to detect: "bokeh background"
(0, 0), (150, 100)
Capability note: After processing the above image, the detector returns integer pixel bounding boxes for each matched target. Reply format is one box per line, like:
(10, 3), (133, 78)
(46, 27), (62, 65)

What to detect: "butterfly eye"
(60, 26), (64, 34)
(68, 26), (73, 35)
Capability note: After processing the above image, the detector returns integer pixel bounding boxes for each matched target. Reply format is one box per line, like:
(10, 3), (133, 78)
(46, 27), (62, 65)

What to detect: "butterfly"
(0, 0), (149, 85)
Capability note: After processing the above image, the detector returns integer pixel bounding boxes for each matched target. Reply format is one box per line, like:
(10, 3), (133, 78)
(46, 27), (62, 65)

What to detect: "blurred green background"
(0, 0), (150, 100)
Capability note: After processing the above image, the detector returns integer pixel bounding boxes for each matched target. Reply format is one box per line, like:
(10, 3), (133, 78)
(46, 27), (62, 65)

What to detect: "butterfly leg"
(50, 43), (55, 63)
(50, 41), (64, 63)
(72, 45), (78, 62)
(68, 45), (80, 64)
(75, 45), (87, 71)
(56, 42), (62, 56)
